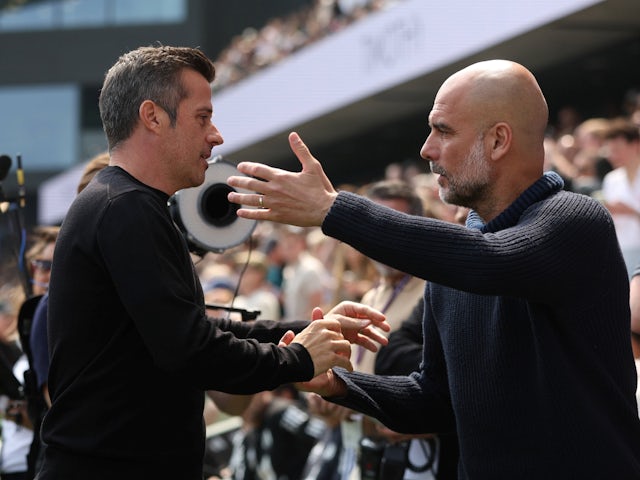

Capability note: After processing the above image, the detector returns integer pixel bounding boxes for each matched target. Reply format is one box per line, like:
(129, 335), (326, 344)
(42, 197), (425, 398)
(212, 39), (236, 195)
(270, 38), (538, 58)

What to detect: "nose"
(420, 131), (435, 162)
(208, 123), (224, 147)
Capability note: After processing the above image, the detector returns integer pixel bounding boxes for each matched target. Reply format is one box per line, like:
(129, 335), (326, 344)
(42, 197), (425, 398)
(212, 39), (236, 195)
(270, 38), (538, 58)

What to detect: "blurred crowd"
(212, 0), (402, 93)
(1, 2), (640, 477)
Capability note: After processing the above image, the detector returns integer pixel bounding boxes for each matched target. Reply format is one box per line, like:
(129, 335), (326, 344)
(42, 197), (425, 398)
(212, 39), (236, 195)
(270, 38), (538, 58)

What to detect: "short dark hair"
(99, 45), (216, 150)
(365, 179), (424, 216)
(604, 117), (640, 143)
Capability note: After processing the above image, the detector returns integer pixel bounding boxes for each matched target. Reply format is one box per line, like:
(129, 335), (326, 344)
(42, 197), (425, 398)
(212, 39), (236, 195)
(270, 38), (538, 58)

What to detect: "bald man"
(228, 60), (640, 478)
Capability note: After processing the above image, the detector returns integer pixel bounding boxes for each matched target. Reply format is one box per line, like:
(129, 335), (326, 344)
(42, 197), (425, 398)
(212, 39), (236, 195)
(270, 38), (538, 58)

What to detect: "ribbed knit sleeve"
(330, 368), (456, 434)
(320, 172), (640, 478)
(323, 174), (616, 304)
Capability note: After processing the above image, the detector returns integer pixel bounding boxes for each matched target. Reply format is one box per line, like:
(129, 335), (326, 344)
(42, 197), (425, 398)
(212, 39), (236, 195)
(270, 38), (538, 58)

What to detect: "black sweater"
(41, 167), (312, 479)
(324, 172), (640, 479)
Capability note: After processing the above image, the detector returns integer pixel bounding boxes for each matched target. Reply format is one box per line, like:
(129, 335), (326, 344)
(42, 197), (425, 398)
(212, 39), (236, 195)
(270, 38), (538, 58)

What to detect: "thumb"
(278, 330), (295, 347)
(289, 131), (336, 193)
(311, 306), (324, 321)
(288, 131), (314, 171)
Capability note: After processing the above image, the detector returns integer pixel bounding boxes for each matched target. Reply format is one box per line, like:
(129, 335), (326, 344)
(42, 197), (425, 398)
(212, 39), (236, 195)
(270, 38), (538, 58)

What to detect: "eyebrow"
(430, 120), (454, 134)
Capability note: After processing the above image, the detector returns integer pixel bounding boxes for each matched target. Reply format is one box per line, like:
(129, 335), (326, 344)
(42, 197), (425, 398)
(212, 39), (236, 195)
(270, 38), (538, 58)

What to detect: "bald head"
(439, 60), (548, 157)
(423, 60), (549, 220)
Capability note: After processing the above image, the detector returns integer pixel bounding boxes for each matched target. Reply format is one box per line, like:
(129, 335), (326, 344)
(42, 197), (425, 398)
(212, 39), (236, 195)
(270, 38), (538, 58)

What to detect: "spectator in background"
(350, 180), (426, 376)
(0, 282), (31, 480)
(231, 250), (281, 321)
(601, 117), (640, 279)
(328, 240), (377, 304)
(261, 234), (286, 300)
(25, 227), (59, 297)
(572, 117), (611, 193)
(279, 225), (333, 320)
(321, 184), (378, 306)
(542, 134), (578, 190)
(212, 0), (402, 93)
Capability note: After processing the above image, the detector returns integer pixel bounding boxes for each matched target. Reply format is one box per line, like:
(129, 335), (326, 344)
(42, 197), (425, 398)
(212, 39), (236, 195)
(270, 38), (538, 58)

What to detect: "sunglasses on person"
(31, 259), (53, 272)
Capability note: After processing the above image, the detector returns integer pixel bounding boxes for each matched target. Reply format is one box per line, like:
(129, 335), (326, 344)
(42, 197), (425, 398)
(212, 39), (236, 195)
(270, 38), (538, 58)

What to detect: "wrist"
(325, 368), (348, 398)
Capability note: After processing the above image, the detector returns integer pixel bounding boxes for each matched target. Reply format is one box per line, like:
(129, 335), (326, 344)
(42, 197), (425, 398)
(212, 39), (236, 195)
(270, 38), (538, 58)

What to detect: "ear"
(139, 100), (164, 132)
(488, 122), (512, 161)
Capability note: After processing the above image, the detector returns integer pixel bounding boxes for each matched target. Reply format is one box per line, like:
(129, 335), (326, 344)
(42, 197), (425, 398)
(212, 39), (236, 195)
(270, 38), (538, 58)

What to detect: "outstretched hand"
(227, 132), (338, 227)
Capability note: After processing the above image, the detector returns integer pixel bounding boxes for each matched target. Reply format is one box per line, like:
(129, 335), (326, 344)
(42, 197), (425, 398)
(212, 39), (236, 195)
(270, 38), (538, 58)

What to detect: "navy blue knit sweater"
(324, 172), (640, 478)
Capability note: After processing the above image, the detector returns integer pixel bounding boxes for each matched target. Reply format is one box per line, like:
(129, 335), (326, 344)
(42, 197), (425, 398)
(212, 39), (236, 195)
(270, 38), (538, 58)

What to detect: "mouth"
(200, 152), (212, 166)
(432, 169), (446, 180)
(430, 167), (448, 187)
(429, 161), (445, 176)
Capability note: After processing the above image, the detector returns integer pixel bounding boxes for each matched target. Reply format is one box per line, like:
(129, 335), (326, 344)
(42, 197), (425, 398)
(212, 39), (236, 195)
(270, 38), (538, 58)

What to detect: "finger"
(311, 307), (324, 321)
(232, 162), (285, 184)
(334, 338), (352, 359)
(231, 205), (273, 221)
(288, 132), (316, 173)
(330, 315), (371, 332)
(354, 305), (388, 328)
(226, 173), (261, 192)
(317, 318), (343, 333)
(333, 354), (353, 372)
(289, 132), (335, 192)
(233, 193), (267, 210)
(360, 325), (390, 346)
(278, 330), (295, 347)
(373, 319), (391, 333)
(334, 302), (388, 328)
(354, 335), (379, 353)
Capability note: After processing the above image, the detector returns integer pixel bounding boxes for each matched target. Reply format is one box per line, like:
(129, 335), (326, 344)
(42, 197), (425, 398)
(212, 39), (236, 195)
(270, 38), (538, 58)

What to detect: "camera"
(359, 436), (408, 480)
(168, 156), (257, 255)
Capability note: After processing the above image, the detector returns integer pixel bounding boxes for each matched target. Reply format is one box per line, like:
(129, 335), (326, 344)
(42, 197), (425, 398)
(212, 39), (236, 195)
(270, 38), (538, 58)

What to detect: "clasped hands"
(278, 301), (388, 396)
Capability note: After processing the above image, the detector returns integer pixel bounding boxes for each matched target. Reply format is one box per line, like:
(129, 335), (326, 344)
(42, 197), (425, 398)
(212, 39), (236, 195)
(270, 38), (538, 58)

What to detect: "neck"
(110, 149), (174, 196)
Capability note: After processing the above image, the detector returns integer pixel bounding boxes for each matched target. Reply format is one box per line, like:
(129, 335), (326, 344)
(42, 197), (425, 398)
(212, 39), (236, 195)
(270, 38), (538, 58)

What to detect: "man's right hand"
(227, 132), (338, 227)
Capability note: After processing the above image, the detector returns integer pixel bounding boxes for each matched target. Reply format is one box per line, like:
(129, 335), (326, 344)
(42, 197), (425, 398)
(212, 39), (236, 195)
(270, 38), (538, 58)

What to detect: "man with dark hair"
(38, 45), (388, 479)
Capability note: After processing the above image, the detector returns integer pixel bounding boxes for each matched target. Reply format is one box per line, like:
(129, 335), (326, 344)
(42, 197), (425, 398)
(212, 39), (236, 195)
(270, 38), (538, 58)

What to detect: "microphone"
(0, 154), (11, 205)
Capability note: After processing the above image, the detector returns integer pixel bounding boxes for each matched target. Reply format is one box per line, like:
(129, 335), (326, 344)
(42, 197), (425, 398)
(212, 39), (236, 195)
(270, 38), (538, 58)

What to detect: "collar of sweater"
(465, 171), (564, 233)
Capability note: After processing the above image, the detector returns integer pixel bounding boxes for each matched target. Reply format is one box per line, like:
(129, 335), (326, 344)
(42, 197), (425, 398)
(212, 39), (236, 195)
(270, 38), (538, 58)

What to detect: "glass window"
(0, 85), (79, 170)
(113, 0), (186, 25)
(61, 0), (108, 28)
(0, 0), (186, 31)
(0, 2), (56, 31)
